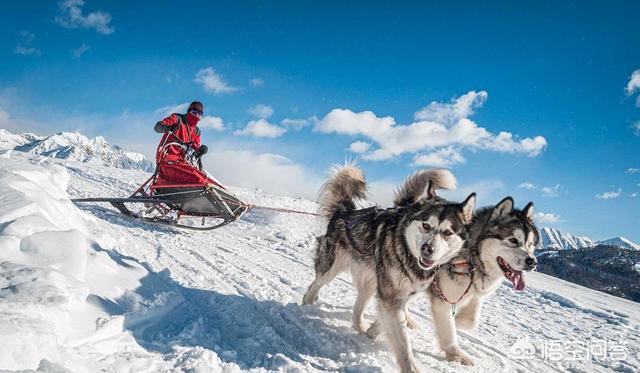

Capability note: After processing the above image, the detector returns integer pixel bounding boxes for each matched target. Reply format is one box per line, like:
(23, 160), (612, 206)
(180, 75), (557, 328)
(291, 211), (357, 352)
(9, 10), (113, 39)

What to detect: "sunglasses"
(189, 110), (203, 119)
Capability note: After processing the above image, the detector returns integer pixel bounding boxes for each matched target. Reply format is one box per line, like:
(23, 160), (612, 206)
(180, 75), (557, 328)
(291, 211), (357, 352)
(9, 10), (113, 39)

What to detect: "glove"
(197, 145), (208, 156)
(166, 123), (179, 133)
(154, 122), (179, 134)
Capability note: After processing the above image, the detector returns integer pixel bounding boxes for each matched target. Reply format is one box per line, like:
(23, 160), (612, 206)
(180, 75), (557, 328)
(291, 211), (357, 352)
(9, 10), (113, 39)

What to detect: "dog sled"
(72, 135), (251, 231)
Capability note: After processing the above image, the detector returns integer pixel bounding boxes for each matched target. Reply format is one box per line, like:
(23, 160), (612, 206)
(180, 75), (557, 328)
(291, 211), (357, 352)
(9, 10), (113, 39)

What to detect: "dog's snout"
(524, 256), (537, 270)
(421, 243), (434, 256)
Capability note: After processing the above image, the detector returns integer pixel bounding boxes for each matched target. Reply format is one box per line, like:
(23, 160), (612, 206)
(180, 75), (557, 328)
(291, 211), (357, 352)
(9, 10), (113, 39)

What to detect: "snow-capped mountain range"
(0, 129), (154, 172)
(539, 227), (640, 251)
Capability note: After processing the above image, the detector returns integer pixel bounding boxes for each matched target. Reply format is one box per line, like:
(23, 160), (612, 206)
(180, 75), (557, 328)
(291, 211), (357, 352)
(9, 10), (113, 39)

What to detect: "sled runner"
(72, 134), (250, 230)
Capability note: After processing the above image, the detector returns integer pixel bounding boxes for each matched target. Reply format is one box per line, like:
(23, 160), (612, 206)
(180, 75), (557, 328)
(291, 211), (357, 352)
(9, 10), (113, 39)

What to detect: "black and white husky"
(302, 165), (476, 373)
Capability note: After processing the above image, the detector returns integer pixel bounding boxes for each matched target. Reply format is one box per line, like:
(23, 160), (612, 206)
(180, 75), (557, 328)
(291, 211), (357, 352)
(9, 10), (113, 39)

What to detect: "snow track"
(1, 151), (639, 372)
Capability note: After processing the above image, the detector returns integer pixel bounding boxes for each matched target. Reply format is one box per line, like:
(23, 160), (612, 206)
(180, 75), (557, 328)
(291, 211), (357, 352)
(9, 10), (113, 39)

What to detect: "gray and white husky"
(302, 165), (476, 372)
(393, 189), (539, 366)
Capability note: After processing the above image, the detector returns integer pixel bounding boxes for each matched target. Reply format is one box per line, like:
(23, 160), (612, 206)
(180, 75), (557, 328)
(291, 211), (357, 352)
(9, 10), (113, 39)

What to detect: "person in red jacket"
(153, 101), (211, 186)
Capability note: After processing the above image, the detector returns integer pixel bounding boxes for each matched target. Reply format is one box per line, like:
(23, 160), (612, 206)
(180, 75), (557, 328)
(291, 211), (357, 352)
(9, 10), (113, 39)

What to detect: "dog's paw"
(301, 292), (317, 305)
(446, 351), (474, 366)
(365, 322), (382, 340)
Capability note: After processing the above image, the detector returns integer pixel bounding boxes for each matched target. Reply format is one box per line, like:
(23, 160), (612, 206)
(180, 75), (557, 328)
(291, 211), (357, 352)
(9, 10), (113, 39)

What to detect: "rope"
(248, 204), (322, 217)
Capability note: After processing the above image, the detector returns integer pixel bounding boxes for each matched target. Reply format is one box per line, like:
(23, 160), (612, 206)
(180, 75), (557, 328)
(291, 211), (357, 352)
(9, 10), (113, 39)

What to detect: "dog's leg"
(431, 297), (474, 366)
(455, 296), (482, 331)
(351, 267), (376, 333)
(404, 301), (418, 330)
(379, 299), (422, 373)
(303, 247), (348, 305)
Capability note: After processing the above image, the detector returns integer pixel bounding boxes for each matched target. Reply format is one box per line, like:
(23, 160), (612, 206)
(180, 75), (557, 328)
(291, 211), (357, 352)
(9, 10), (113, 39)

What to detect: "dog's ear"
(523, 202), (534, 220)
(461, 193), (476, 224)
(491, 197), (514, 221)
(417, 180), (437, 202)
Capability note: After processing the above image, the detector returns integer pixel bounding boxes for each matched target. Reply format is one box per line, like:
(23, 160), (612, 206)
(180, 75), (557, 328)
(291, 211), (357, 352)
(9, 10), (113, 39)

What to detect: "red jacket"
(155, 113), (202, 163)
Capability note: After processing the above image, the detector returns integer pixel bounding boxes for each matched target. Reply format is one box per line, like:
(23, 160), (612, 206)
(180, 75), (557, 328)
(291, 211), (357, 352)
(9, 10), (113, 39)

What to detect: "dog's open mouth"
(497, 256), (525, 291)
(419, 256), (435, 270)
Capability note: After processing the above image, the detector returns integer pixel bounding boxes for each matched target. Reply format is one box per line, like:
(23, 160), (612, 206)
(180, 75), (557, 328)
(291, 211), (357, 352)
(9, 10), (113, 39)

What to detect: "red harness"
(431, 261), (475, 316)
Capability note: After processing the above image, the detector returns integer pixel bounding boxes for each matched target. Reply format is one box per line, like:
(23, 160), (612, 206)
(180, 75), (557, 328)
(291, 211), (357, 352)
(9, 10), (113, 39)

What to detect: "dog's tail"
(318, 164), (367, 218)
(393, 169), (456, 207)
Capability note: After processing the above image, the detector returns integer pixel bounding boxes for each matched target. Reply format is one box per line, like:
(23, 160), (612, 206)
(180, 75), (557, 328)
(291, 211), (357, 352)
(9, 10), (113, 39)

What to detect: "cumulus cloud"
(249, 78), (264, 87)
(534, 212), (562, 224)
(627, 168), (640, 174)
(631, 121), (640, 136)
(626, 69), (640, 106)
(234, 119), (287, 138)
(595, 189), (622, 200)
(542, 184), (561, 198)
(314, 91), (547, 163)
(14, 31), (41, 56)
(517, 182), (537, 190)
(248, 104), (274, 119)
(199, 116), (224, 131)
(71, 43), (89, 58)
(349, 141), (371, 154)
(155, 102), (190, 116)
(281, 118), (309, 130)
(55, 0), (115, 35)
(202, 150), (321, 200)
(195, 67), (237, 94)
(412, 147), (465, 167)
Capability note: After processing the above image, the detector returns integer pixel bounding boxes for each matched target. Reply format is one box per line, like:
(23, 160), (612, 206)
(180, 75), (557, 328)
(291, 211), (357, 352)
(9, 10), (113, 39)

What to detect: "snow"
(539, 227), (640, 252)
(1, 129), (154, 172)
(0, 147), (639, 372)
(598, 237), (640, 251)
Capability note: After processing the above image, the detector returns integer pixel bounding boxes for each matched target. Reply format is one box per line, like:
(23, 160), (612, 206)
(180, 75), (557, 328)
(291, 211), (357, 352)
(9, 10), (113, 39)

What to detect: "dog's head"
(477, 197), (539, 291)
(403, 182), (476, 270)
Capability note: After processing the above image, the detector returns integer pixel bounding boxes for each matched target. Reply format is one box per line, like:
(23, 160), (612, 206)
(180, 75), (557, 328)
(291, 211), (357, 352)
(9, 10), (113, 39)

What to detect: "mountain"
(0, 128), (41, 150)
(539, 227), (595, 251)
(9, 130), (154, 172)
(598, 237), (640, 251)
(1, 151), (638, 372)
(538, 227), (639, 252)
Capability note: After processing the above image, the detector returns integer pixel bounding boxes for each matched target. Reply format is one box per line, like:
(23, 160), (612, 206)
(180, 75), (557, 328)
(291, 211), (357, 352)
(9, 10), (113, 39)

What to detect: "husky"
(302, 165), (476, 373)
(423, 196), (539, 366)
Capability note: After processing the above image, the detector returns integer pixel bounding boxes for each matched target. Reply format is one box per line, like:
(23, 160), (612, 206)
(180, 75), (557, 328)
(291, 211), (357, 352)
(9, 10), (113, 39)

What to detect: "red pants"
(155, 157), (210, 186)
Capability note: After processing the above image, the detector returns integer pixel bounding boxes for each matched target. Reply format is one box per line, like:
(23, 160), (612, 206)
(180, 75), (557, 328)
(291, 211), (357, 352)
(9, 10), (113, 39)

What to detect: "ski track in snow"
(1, 151), (639, 373)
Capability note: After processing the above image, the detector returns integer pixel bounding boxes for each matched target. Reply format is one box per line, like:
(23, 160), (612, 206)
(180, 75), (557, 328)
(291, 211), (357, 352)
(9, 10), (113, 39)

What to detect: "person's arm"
(194, 127), (208, 155)
(154, 114), (181, 133)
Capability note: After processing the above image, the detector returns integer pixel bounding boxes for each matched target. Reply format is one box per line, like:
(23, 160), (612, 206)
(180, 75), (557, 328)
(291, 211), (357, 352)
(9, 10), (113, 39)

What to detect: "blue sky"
(1, 1), (639, 241)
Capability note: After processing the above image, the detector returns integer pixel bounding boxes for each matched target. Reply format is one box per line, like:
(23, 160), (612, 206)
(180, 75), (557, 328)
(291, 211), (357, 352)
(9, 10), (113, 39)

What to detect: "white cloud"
(414, 91), (488, 123)
(627, 168), (640, 174)
(349, 141), (371, 154)
(631, 121), (640, 136)
(542, 184), (561, 198)
(249, 78), (264, 87)
(234, 119), (287, 138)
(248, 104), (274, 119)
(155, 102), (190, 116)
(626, 69), (640, 106)
(194, 67), (237, 94)
(199, 116), (224, 131)
(595, 189), (622, 200)
(55, 0), (115, 35)
(314, 91), (547, 163)
(14, 31), (41, 56)
(281, 118), (309, 130)
(517, 182), (537, 190)
(631, 193), (638, 198)
(534, 212), (562, 224)
(412, 147), (465, 167)
(71, 43), (89, 58)
(202, 150), (321, 200)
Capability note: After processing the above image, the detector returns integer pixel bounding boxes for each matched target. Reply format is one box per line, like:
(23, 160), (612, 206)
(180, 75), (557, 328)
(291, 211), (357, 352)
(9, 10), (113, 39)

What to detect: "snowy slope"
(598, 237), (640, 251)
(0, 150), (639, 372)
(0, 129), (41, 150)
(11, 130), (154, 172)
(539, 227), (595, 251)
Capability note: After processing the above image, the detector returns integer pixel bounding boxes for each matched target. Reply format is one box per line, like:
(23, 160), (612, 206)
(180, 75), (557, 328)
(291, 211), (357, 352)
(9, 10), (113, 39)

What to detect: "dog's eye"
(443, 230), (453, 237)
(422, 222), (431, 231)
(508, 238), (519, 245)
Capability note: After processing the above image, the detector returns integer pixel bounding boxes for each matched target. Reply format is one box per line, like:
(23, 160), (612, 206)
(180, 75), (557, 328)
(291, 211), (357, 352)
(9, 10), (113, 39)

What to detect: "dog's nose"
(421, 244), (434, 256)
(524, 256), (537, 270)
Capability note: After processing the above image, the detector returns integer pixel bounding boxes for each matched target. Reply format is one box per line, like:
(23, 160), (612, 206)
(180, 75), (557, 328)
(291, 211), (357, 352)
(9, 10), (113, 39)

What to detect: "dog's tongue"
(512, 270), (525, 291)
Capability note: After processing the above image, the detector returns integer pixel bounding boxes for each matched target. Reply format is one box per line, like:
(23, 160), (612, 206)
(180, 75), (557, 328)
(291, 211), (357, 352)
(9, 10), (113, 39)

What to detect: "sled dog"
(302, 165), (476, 372)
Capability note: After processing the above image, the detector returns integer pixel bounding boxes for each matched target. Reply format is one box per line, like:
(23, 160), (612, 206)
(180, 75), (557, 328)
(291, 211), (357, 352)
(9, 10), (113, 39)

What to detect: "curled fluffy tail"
(393, 169), (456, 207)
(318, 164), (367, 218)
